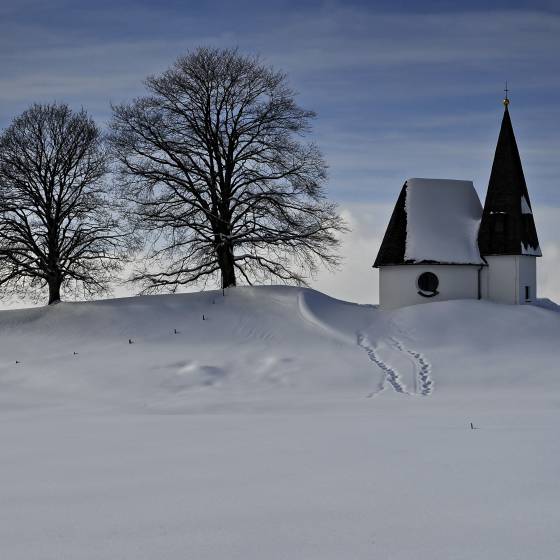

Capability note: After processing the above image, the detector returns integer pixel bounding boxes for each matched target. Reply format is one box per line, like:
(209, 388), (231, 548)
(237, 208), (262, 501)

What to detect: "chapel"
(374, 96), (541, 309)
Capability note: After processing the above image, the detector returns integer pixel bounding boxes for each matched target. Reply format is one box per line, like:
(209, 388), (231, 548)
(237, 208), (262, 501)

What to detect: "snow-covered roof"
(405, 178), (484, 264)
(374, 178), (485, 267)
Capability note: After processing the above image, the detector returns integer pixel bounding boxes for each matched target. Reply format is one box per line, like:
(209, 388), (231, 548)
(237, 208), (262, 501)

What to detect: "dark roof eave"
(481, 251), (542, 257)
(373, 260), (487, 268)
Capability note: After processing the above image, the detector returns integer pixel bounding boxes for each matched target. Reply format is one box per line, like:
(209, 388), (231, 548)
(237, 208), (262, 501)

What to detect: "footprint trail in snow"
(389, 337), (433, 395)
(357, 333), (433, 397)
(357, 334), (409, 396)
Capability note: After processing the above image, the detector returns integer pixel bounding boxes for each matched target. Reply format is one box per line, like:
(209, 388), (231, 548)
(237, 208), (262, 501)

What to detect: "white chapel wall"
(483, 256), (517, 304)
(379, 265), (480, 309)
(517, 255), (537, 302)
(484, 255), (536, 304)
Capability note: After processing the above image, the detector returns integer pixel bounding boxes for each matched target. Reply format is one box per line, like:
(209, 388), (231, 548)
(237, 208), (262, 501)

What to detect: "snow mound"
(0, 287), (379, 411)
(297, 288), (376, 344)
(1, 286), (559, 409)
(404, 178), (484, 264)
(533, 298), (560, 312)
(383, 298), (560, 393)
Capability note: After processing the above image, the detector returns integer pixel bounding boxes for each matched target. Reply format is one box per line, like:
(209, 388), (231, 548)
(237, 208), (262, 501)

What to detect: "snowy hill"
(1, 287), (560, 559)
(2, 286), (559, 407)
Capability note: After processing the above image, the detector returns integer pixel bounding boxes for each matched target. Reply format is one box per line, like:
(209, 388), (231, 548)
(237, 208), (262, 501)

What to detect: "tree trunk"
(217, 242), (236, 288)
(48, 277), (62, 305)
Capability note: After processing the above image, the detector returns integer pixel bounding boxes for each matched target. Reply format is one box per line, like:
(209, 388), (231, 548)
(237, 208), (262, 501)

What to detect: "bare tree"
(0, 103), (127, 305)
(110, 47), (345, 291)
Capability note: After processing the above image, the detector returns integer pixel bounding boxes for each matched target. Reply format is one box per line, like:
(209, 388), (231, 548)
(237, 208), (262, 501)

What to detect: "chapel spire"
(477, 95), (541, 257)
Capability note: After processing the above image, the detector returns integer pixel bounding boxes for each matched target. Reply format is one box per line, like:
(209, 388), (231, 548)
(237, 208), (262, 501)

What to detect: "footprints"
(357, 333), (433, 397)
(389, 338), (433, 396)
(357, 334), (408, 396)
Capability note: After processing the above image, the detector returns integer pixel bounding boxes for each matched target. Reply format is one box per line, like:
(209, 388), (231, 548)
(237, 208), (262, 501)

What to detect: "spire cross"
(503, 81), (510, 107)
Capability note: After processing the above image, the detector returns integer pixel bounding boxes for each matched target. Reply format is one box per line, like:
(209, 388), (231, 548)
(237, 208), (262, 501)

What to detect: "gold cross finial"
(503, 82), (510, 107)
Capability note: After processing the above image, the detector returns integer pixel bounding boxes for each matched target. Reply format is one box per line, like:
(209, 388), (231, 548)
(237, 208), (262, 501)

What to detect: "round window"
(417, 272), (439, 297)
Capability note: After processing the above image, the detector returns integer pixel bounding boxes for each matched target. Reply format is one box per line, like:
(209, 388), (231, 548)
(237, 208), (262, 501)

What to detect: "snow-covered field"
(1, 286), (560, 559)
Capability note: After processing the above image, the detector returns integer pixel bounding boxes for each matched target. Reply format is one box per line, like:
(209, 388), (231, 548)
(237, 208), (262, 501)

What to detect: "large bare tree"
(110, 47), (345, 291)
(0, 103), (127, 305)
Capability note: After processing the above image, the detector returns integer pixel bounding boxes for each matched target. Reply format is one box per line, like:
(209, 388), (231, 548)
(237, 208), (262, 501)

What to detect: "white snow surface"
(1, 286), (560, 559)
(521, 195), (532, 215)
(521, 241), (543, 256)
(404, 178), (485, 264)
(520, 195), (542, 255)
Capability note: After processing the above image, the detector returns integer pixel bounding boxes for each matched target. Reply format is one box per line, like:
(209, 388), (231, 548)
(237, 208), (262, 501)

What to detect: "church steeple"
(477, 97), (541, 257)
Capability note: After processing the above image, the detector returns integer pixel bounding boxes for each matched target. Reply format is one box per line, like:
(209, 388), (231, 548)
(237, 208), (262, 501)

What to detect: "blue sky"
(1, 0), (559, 302)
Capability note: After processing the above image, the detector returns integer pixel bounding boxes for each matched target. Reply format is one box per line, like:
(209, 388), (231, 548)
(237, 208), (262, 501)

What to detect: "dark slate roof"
(478, 106), (541, 257)
(373, 178), (484, 268)
(373, 181), (407, 267)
